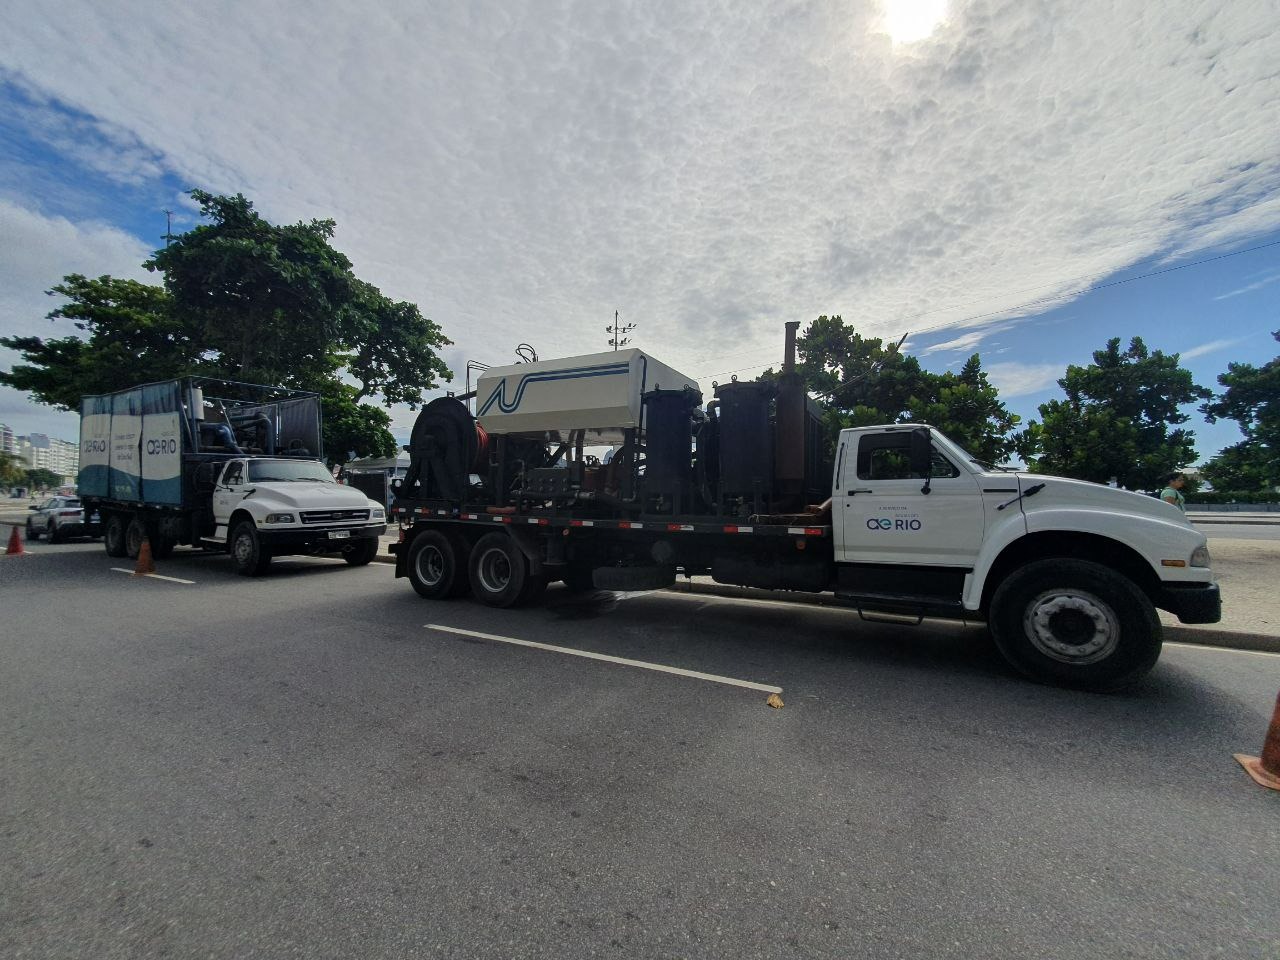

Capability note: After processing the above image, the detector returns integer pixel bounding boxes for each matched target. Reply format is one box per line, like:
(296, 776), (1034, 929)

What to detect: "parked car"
(26, 496), (101, 543)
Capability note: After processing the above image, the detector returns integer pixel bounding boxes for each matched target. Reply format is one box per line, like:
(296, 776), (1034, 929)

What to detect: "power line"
(693, 237), (1280, 379)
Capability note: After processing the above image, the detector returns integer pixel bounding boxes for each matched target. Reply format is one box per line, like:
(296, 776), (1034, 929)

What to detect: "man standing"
(1160, 472), (1187, 513)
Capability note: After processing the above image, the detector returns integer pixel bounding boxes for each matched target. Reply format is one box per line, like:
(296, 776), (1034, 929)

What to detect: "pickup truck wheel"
(408, 531), (463, 599)
(989, 559), (1161, 691)
(342, 537), (380, 566)
(468, 532), (528, 608)
(104, 515), (127, 557)
(125, 517), (147, 559)
(231, 520), (272, 577)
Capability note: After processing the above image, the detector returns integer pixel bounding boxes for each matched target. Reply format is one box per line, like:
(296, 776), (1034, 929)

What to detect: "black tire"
(49, 520), (64, 543)
(407, 531), (464, 599)
(468, 532), (529, 608)
(26, 518), (40, 542)
(988, 558), (1162, 691)
(104, 515), (128, 557)
(125, 516), (147, 560)
(591, 564), (677, 592)
(342, 537), (380, 566)
(230, 520), (272, 577)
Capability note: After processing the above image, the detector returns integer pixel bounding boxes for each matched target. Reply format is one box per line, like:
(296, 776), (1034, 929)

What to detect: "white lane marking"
(111, 568), (196, 585)
(1165, 641), (1280, 658)
(425, 623), (782, 694)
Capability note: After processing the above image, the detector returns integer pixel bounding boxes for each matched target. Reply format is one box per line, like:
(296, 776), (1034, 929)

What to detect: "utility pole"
(162, 209), (175, 246)
(606, 310), (636, 351)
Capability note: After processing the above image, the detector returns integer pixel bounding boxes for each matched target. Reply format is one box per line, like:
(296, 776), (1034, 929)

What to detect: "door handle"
(846, 488), (873, 496)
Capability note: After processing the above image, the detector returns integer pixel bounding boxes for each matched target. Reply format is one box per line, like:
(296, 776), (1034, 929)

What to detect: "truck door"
(833, 429), (985, 567)
(211, 460), (248, 539)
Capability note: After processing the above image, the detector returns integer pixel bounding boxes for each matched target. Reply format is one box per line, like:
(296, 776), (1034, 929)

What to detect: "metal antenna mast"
(606, 310), (636, 351)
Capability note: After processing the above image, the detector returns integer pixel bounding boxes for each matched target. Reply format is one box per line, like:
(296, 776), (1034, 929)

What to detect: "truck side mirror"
(908, 427), (932, 480)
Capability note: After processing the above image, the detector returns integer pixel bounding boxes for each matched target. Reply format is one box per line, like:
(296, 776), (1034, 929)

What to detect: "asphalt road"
(2, 540), (1279, 959)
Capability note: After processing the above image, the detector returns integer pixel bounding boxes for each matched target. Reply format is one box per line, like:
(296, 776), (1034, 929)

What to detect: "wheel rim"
(233, 531), (253, 564)
(1024, 589), (1120, 664)
(415, 544), (446, 586)
(477, 546), (512, 594)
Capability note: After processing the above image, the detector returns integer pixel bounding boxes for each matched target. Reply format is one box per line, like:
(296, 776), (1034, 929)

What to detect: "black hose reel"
(403, 397), (478, 501)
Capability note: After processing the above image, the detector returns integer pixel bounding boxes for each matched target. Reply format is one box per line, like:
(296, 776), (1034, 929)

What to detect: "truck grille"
(300, 509), (370, 525)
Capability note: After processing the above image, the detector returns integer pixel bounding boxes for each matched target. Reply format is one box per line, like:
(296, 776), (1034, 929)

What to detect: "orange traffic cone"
(132, 538), (156, 576)
(5, 525), (25, 556)
(1235, 691), (1280, 791)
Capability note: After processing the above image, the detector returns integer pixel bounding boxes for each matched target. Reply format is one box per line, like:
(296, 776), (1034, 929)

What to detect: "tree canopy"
(1200, 330), (1279, 491)
(0, 190), (452, 463)
(760, 315), (1021, 465)
(1021, 337), (1209, 489)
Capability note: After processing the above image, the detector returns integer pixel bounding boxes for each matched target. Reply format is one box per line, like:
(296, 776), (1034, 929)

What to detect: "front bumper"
(257, 523), (387, 551)
(1157, 581), (1222, 624)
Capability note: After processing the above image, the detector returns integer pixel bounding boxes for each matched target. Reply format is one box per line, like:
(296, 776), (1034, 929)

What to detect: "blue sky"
(1, 1), (1277, 467)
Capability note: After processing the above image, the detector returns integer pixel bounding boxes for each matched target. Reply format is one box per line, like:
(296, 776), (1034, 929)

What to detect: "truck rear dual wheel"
(104, 515), (128, 558)
(988, 558), (1162, 692)
(408, 530), (469, 599)
(125, 517), (148, 560)
(468, 532), (546, 608)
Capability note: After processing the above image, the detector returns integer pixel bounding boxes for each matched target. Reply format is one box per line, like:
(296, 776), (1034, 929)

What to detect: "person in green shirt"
(1160, 472), (1187, 512)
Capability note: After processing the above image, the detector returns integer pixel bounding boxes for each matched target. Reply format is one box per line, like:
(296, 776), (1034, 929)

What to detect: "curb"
(667, 579), (1280, 655)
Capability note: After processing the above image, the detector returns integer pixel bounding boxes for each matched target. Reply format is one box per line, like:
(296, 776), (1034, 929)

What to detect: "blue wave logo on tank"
(478, 362), (630, 416)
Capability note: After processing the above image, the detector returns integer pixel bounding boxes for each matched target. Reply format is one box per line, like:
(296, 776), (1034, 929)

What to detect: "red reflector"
(667, 523), (681, 531)
(724, 525), (738, 533)
(538, 518), (550, 525)
(804, 527), (824, 536)
(570, 520), (584, 526)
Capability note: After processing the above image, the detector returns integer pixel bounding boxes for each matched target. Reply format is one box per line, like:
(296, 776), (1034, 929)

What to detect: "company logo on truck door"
(478, 362), (630, 415)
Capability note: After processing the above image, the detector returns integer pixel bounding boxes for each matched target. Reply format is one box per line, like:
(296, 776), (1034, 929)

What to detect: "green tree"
(0, 276), (184, 410)
(24, 467), (62, 490)
(1022, 337), (1210, 489)
(0, 452), (25, 488)
(907, 354), (1021, 465)
(1, 190), (453, 464)
(760, 316), (1019, 463)
(1200, 331), (1279, 491)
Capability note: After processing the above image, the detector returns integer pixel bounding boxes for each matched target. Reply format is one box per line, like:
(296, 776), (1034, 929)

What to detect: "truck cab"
(203, 457), (387, 574)
(832, 425), (1218, 687)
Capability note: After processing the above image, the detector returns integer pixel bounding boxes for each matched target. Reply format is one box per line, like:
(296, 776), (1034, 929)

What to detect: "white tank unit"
(476, 348), (699, 436)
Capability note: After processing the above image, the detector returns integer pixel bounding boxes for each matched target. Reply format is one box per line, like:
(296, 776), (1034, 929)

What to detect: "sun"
(880, 0), (950, 45)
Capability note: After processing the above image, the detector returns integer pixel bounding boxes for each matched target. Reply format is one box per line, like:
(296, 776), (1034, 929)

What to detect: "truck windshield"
(247, 460), (335, 484)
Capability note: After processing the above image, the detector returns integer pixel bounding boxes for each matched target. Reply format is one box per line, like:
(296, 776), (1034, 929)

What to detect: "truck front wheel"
(989, 558), (1161, 691)
(342, 537), (380, 566)
(468, 532), (529, 608)
(231, 520), (272, 577)
(104, 515), (128, 557)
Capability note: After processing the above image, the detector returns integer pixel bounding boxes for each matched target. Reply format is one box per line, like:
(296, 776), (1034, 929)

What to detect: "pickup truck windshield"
(247, 460), (335, 484)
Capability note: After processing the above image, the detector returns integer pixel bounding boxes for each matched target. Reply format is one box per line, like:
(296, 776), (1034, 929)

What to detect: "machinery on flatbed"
(391, 324), (1220, 689)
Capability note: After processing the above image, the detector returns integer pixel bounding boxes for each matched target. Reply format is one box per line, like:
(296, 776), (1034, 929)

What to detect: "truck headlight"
(371, 508), (385, 521)
(1190, 545), (1211, 568)
(265, 513), (295, 524)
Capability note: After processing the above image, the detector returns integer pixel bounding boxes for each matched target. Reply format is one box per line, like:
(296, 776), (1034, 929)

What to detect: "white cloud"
(986, 361), (1063, 398)
(1214, 272), (1280, 301)
(1180, 337), (1247, 360)
(0, 0), (1276, 426)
